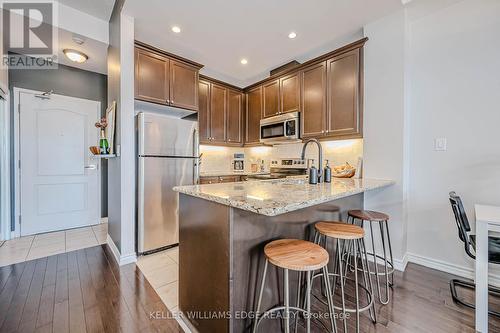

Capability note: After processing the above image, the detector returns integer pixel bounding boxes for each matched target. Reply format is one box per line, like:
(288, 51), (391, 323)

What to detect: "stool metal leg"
(384, 220), (395, 287)
(353, 240), (360, 333)
(306, 271), (312, 333)
(335, 240), (348, 333)
(294, 271), (302, 333)
(368, 221), (384, 303)
(284, 269), (290, 333)
(357, 239), (377, 323)
(322, 265), (337, 333)
(253, 259), (269, 333)
(378, 221), (390, 305)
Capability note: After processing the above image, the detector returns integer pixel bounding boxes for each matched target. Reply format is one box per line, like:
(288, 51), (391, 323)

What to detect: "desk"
(475, 204), (500, 332)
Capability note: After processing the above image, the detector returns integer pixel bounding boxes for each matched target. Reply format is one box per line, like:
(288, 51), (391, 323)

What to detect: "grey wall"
(9, 61), (109, 218)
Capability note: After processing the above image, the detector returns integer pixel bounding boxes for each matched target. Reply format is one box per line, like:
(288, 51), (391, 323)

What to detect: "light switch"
(434, 138), (447, 151)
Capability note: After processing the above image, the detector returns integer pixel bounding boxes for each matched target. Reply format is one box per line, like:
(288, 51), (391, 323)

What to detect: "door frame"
(0, 88), (10, 241)
(13, 87), (102, 237)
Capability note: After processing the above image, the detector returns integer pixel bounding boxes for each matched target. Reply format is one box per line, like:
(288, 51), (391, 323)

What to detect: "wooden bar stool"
(314, 222), (376, 333)
(253, 239), (336, 333)
(347, 210), (394, 305)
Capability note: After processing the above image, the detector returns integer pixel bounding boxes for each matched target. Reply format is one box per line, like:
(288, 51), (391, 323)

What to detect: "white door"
(19, 91), (101, 236)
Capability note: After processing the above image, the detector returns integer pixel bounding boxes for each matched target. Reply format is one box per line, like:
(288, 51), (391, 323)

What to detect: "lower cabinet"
(199, 175), (242, 184)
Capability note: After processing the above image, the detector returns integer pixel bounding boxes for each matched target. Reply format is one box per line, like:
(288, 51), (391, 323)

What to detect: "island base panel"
(179, 192), (363, 332)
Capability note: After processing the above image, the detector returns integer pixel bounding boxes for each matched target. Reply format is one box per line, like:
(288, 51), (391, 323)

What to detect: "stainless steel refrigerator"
(137, 112), (199, 254)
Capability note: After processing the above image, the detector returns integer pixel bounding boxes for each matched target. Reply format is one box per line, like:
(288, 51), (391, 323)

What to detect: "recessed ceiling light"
(63, 49), (88, 63)
(288, 32), (297, 39)
(240, 58), (248, 65)
(172, 26), (181, 33)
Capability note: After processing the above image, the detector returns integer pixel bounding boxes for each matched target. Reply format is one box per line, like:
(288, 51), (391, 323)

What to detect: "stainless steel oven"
(259, 111), (300, 144)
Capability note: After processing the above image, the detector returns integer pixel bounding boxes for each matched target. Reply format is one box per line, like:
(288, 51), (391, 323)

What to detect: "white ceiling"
(123, 0), (403, 87)
(56, 0), (116, 22)
(56, 29), (108, 74)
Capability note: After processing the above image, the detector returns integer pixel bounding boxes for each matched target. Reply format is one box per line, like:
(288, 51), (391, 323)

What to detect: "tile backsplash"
(200, 139), (363, 175)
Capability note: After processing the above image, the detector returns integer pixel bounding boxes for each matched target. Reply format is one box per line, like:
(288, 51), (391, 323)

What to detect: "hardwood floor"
(0, 245), (181, 333)
(302, 263), (500, 333)
(1, 245), (500, 333)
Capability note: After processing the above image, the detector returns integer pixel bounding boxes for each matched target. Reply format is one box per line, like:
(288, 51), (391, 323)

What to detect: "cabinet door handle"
(166, 99), (170, 104)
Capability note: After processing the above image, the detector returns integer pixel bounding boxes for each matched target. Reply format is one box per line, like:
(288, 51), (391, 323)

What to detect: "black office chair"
(449, 191), (500, 317)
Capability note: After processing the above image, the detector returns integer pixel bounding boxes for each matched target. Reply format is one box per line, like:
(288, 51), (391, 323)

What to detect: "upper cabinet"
(198, 80), (211, 142)
(210, 84), (227, 143)
(262, 73), (301, 118)
(135, 48), (170, 104)
(326, 49), (361, 138)
(226, 89), (243, 144)
(280, 72), (300, 114)
(198, 77), (244, 146)
(246, 86), (263, 145)
(301, 62), (327, 138)
(134, 43), (202, 111)
(263, 80), (280, 118)
(169, 60), (199, 111)
(300, 47), (363, 140)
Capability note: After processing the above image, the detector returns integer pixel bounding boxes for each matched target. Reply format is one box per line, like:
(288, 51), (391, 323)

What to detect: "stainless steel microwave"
(260, 112), (301, 144)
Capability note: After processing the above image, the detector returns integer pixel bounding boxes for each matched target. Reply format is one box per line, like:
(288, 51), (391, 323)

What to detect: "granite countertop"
(174, 178), (395, 216)
(200, 171), (270, 177)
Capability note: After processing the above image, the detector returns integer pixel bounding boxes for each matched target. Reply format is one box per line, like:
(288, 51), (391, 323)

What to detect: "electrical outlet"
(434, 138), (447, 151)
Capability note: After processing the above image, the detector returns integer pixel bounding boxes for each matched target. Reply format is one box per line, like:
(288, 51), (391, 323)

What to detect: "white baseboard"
(100, 217), (108, 224)
(394, 254), (408, 271)
(406, 252), (500, 287)
(106, 234), (137, 266)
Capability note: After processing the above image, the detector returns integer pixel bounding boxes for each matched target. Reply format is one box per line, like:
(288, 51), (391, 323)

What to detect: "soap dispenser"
(324, 160), (332, 183)
(308, 159), (318, 185)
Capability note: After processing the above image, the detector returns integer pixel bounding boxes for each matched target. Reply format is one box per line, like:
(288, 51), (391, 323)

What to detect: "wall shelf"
(91, 154), (116, 159)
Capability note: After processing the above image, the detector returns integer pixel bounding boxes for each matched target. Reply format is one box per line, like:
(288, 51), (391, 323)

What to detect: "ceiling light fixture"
(240, 58), (248, 65)
(63, 49), (88, 63)
(172, 26), (181, 33)
(288, 32), (297, 39)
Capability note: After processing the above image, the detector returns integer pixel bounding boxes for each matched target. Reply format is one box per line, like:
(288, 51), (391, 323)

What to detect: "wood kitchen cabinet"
(326, 48), (362, 138)
(199, 175), (241, 184)
(226, 89), (243, 144)
(198, 77), (244, 146)
(262, 73), (300, 119)
(135, 43), (201, 111)
(262, 79), (280, 118)
(280, 72), (300, 114)
(300, 47), (362, 140)
(135, 47), (169, 104)
(210, 84), (227, 143)
(245, 86), (263, 145)
(198, 80), (211, 142)
(301, 62), (327, 138)
(170, 60), (199, 111)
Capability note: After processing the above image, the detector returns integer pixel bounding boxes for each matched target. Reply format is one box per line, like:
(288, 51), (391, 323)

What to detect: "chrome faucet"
(301, 138), (323, 183)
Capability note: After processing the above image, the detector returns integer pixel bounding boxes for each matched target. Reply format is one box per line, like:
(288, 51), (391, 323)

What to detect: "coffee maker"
(232, 153), (245, 172)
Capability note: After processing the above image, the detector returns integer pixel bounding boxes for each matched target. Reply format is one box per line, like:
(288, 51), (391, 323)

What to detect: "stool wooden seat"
(264, 239), (329, 271)
(348, 209), (389, 221)
(315, 221), (365, 239)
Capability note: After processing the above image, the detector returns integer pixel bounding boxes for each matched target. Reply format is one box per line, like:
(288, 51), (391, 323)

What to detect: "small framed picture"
(106, 101), (116, 154)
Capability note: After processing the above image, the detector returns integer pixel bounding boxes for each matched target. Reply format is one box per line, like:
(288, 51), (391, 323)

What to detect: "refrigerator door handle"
(193, 128), (200, 184)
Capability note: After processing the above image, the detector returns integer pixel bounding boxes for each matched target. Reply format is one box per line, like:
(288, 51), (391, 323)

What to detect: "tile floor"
(0, 223), (108, 267)
(136, 247), (180, 313)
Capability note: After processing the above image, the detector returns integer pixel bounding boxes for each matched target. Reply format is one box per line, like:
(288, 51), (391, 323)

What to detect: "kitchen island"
(173, 178), (393, 333)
